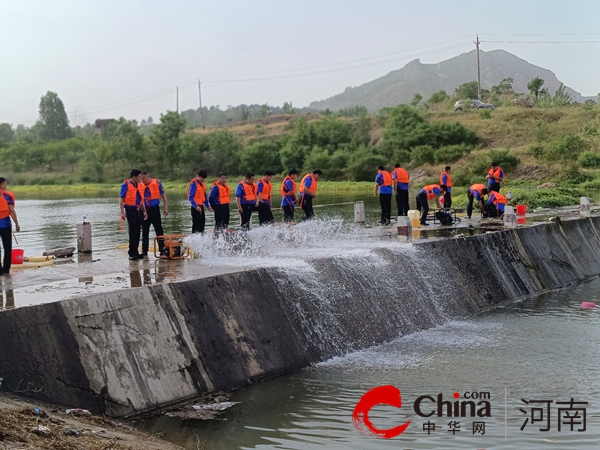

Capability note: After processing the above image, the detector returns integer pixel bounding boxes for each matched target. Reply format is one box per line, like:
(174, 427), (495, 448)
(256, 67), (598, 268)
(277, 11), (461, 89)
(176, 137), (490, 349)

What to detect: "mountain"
(309, 49), (593, 112)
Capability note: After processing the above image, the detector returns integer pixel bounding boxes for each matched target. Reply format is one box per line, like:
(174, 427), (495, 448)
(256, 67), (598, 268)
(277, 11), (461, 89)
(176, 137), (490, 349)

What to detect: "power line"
(482, 40), (600, 44)
(201, 35), (473, 80)
(482, 32), (600, 36)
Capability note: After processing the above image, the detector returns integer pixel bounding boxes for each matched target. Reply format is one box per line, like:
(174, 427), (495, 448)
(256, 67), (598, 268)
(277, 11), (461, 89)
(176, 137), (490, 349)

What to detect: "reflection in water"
(129, 269), (157, 287)
(1, 282), (14, 310)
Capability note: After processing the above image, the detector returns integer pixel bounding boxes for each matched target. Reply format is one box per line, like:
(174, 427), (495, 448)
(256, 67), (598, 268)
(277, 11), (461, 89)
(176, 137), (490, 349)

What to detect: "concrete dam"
(1, 217), (599, 417)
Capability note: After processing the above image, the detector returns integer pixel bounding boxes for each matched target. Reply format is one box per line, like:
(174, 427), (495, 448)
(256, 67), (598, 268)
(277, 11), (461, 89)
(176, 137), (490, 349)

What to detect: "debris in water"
(581, 302), (596, 308)
(66, 408), (91, 414)
(62, 427), (81, 436)
(33, 425), (51, 436)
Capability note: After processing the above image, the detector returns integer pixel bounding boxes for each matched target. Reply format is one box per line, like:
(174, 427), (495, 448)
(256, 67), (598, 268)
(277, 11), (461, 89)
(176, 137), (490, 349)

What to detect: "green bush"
(546, 134), (589, 162)
(411, 145), (435, 166)
(529, 144), (545, 159)
(478, 109), (492, 119)
(488, 149), (520, 172)
(348, 146), (386, 181)
(578, 151), (600, 168)
(434, 144), (472, 164)
(561, 164), (593, 184)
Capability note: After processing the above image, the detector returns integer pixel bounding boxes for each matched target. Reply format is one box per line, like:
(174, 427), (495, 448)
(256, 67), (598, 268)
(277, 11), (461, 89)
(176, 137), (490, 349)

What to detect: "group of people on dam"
(374, 161), (506, 226)
(119, 168), (322, 260)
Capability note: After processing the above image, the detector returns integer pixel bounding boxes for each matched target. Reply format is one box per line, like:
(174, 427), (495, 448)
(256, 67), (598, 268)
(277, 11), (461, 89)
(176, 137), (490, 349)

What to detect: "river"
(136, 279), (600, 449)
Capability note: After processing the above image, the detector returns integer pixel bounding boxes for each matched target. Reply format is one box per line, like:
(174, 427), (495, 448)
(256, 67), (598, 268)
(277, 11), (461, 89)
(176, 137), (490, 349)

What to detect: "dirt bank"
(0, 393), (182, 450)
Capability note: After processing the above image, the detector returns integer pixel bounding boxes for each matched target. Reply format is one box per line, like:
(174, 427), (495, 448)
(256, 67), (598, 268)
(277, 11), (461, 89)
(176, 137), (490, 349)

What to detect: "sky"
(1, 0), (600, 126)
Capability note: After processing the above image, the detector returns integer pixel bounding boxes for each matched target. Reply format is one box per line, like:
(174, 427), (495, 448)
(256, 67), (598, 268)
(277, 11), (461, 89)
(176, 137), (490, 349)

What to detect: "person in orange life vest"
(119, 169), (148, 260)
(487, 191), (507, 218)
(416, 184), (447, 226)
(486, 162), (504, 193)
(440, 166), (453, 209)
(299, 169), (322, 221)
(280, 168), (298, 223)
(467, 184), (489, 219)
(236, 173), (259, 230)
(392, 163), (410, 216)
(209, 173), (231, 232)
(188, 170), (212, 234)
(374, 166), (393, 224)
(140, 171), (168, 257)
(257, 170), (275, 225)
(0, 177), (20, 276)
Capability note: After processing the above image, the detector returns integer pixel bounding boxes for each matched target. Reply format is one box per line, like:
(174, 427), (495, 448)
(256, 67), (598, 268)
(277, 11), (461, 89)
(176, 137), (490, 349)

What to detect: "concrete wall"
(1, 217), (600, 416)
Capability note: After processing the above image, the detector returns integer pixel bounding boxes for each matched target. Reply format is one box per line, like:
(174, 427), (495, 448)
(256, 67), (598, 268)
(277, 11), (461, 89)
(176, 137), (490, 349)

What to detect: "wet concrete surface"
(1, 203), (598, 311)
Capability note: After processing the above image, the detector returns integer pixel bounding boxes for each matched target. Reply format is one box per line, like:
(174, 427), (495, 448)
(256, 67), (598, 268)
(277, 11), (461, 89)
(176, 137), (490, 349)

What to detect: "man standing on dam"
(188, 170), (212, 233)
(140, 171), (168, 257)
(392, 163), (410, 216)
(209, 173), (231, 232)
(375, 166), (393, 225)
(0, 177), (20, 275)
(467, 184), (489, 219)
(119, 169), (148, 260)
(487, 162), (504, 193)
(280, 169), (298, 223)
(256, 171), (275, 225)
(416, 184), (447, 226)
(440, 166), (453, 209)
(299, 169), (322, 220)
(236, 173), (259, 230)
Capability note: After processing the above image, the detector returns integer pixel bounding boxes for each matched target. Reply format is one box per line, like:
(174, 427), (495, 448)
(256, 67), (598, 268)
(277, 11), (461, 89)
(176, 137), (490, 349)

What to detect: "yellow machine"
(153, 234), (190, 260)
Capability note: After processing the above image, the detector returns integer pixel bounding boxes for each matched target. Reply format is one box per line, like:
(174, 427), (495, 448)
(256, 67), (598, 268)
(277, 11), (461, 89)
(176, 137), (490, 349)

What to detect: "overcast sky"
(1, 0), (599, 126)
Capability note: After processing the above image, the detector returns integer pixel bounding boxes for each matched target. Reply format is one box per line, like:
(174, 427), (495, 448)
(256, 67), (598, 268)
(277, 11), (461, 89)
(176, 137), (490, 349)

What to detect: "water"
(136, 280), (600, 449)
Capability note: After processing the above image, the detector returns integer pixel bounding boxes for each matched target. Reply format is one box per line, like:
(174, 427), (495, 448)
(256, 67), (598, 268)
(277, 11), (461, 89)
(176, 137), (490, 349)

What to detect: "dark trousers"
(191, 206), (206, 233)
(240, 203), (255, 229)
(416, 192), (429, 224)
(395, 188), (409, 216)
(488, 182), (500, 193)
(487, 203), (503, 218)
(379, 193), (392, 223)
(257, 202), (274, 225)
(283, 205), (294, 222)
(214, 204), (230, 231)
(126, 207), (142, 258)
(142, 205), (164, 253)
(301, 195), (314, 220)
(467, 193), (487, 218)
(443, 191), (452, 209)
(0, 226), (12, 274)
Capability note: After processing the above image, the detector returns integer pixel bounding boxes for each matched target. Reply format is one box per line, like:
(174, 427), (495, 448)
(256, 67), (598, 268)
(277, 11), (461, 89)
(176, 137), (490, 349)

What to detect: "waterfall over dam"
(0, 217), (599, 417)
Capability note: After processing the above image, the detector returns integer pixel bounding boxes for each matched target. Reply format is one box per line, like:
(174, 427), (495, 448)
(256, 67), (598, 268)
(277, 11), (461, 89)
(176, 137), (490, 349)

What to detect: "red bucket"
(11, 249), (24, 265)
(516, 204), (527, 215)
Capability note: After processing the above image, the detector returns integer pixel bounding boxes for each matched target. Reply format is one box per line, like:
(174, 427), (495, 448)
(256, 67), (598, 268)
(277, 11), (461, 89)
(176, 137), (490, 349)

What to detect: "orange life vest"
(422, 184), (442, 200)
(280, 176), (297, 197)
(489, 191), (506, 206)
(469, 183), (487, 199)
(188, 178), (206, 206)
(213, 182), (231, 205)
(123, 180), (143, 207)
(379, 170), (392, 187)
(299, 174), (318, 197)
(0, 190), (15, 220)
(393, 167), (410, 184)
(488, 167), (504, 183)
(140, 178), (161, 203)
(257, 178), (272, 201)
(440, 171), (452, 187)
(239, 180), (257, 202)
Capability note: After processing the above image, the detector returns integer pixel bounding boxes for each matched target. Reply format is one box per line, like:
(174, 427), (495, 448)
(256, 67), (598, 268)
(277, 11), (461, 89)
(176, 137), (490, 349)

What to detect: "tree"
(527, 77), (547, 101)
(454, 81), (479, 99)
(37, 91), (71, 140)
(150, 111), (187, 173)
(428, 90), (448, 104)
(0, 123), (14, 147)
(553, 83), (572, 105)
(491, 78), (514, 95)
(410, 93), (423, 108)
(282, 102), (295, 114)
(239, 105), (250, 121)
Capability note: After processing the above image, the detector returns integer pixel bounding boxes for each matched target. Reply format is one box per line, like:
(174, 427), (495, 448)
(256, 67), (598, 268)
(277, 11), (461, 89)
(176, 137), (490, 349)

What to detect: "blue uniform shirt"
(392, 171), (409, 190)
(120, 181), (142, 208)
(281, 178), (296, 208)
(300, 176), (315, 198)
(441, 173), (451, 193)
(236, 182), (256, 205)
(376, 173), (393, 195)
(470, 189), (483, 201)
(0, 192), (14, 228)
(144, 181), (165, 207)
(488, 193), (506, 212)
(188, 180), (210, 209)
(421, 187), (441, 197)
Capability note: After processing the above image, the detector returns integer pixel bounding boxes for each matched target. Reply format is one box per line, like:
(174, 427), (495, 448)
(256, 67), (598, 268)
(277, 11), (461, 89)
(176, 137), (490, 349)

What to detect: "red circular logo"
(352, 385), (412, 439)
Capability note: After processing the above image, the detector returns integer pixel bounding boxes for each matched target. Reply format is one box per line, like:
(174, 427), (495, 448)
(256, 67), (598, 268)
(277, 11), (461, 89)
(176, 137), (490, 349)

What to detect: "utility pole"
(176, 86), (179, 113)
(474, 34), (481, 100)
(197, 78), (203, 127)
